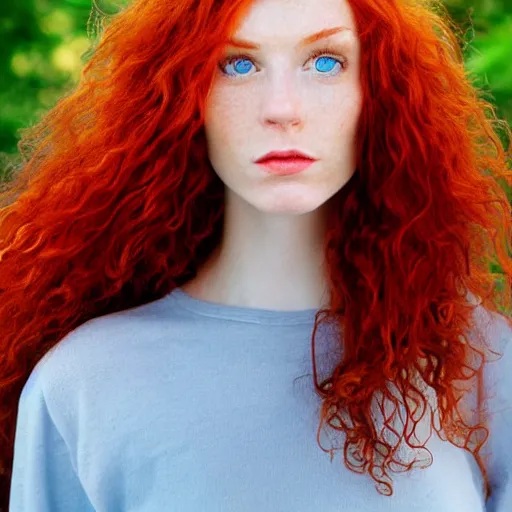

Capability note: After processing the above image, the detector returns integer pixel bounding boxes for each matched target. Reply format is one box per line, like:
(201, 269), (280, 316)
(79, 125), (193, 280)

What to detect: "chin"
(249, 192), (329, 216)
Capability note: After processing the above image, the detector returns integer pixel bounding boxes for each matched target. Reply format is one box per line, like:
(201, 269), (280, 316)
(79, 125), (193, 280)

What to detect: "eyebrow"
(224, 26), (353, 50)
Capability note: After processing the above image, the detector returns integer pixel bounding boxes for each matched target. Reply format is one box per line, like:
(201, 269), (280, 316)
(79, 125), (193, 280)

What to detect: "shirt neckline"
(165, 287), (320, 325)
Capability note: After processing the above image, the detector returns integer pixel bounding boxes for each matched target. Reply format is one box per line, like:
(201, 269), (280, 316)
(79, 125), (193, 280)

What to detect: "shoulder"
(36, 295), (168, 375)
(464, 302), (512, 455)
(23, 293), (180, 435)
(467, 303), (512, 381)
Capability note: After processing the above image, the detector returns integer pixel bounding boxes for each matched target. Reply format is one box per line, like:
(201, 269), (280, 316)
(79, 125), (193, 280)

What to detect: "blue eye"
(220, 50), (345, 78)
(314, 56), (339, 74)
(222, 58), (254, 76)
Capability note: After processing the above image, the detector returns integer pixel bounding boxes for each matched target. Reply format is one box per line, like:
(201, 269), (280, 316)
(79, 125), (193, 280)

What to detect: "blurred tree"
(447, 0), (512, 129)
(0, 0), (121, 179)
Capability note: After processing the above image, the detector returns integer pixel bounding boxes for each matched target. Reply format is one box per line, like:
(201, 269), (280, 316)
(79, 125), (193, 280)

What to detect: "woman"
(2, 0), (512, 510)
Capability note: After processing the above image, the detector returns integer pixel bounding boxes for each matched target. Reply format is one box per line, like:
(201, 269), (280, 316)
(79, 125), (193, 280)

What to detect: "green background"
(1, 0), (511, 178)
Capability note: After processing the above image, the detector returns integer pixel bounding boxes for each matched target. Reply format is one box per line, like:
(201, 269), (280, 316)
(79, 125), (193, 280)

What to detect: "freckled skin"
(204, 0), (363, 215)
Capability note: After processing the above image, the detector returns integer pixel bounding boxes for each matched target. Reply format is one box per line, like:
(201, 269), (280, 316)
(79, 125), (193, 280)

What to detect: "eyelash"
(219, 46), (347, 78)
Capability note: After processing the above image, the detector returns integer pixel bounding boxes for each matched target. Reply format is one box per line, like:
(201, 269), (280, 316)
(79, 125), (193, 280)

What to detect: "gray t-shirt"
(9, 287), (512, 511)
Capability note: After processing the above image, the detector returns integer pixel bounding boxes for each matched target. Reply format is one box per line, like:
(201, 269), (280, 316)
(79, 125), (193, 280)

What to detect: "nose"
(259, 72), (304, 131)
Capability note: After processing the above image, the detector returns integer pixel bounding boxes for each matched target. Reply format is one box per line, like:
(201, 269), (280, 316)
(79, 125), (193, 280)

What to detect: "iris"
(315, 56), (337, 73)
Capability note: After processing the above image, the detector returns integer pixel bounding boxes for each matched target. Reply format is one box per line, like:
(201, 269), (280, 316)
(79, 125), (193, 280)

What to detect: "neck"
(183, 191), (332, 311)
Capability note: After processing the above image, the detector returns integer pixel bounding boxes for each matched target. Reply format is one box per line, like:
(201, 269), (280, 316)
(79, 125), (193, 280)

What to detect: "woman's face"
(204, 0), (362, 215)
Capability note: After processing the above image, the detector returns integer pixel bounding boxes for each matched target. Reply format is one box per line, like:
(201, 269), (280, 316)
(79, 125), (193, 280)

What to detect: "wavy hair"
(1, 0), (512, 507)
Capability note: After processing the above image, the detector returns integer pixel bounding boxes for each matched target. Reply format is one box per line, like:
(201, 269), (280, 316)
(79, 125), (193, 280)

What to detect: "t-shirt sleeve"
(478, 308), (512, 512)
(9, 361), (94, 512)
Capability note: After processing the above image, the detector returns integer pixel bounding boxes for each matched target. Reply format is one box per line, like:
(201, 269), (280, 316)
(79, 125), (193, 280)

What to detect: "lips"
(255, 150), (316, 163)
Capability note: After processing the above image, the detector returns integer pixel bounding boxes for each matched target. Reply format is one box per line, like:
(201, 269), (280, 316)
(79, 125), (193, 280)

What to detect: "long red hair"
(1, 0), (511, 507)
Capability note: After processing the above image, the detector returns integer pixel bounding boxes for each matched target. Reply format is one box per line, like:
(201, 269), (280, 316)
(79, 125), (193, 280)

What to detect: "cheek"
(315, 86), (362, 132)
(204, 87), (253, 149)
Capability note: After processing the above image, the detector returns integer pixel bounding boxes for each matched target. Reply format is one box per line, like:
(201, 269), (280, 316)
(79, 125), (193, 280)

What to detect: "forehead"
(233, 0), (358, 41)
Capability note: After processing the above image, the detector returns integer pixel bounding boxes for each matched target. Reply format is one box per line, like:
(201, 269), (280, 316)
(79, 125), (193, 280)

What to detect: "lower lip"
(256, 158), (316, 176)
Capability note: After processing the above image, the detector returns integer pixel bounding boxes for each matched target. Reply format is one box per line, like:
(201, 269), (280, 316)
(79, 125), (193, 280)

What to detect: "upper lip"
(255, 149), (317, 163)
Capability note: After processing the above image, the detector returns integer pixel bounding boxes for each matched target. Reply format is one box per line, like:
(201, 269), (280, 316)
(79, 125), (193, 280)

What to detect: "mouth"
(255, 149), (317, 163)
(255, 156), (317, 176)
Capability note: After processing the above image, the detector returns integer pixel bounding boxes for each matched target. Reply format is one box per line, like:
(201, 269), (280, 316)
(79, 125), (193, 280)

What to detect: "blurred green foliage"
(0, 0), (511, 179)
(0, 0), (125, 179)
